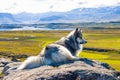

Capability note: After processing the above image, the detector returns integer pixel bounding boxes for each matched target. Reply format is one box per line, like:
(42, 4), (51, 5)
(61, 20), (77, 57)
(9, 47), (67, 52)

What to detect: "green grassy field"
(0, 29), (120, 71)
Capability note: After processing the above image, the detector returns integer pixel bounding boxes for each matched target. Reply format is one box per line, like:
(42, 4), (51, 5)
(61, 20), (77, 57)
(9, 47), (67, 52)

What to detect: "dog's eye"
(80, 36), (82, 39)
(77, 38), (82, 42)
(78, 33), (82, 39)
(78, 35), (82, 39)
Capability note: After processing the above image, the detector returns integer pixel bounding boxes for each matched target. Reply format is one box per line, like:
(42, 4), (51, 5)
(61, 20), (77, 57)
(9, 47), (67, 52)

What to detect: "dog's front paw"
(72, 56), (80, 61)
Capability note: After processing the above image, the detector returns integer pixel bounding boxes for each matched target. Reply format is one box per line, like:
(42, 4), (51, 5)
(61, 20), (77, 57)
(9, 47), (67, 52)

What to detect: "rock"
(0, 67), (4, 73)
(0, 58), (12, 67)
(11, 56), (21, 62)
(3, 62), (22, 75)
(0, 58), (12, 80)
(0, 58), (12, 73)
(3, 58), (120, 80)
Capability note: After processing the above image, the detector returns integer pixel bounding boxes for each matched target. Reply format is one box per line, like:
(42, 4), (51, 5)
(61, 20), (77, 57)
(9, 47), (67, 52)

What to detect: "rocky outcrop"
(0, 58), (12, 79)
(0, 58), (12, 67)
(2, 58), (120, 80)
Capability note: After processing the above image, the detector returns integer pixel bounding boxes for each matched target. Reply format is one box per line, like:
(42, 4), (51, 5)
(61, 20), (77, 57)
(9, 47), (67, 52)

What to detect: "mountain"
(13, 12), (41, 24)
(39, 6), (120, 23)
(0, 6), (120, 24)
(0, 13), (18, 24)
(13, 12), (65, 24)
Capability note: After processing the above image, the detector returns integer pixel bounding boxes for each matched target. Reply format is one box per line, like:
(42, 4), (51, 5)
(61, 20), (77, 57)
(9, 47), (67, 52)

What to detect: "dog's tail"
(17, 56), (45, 70)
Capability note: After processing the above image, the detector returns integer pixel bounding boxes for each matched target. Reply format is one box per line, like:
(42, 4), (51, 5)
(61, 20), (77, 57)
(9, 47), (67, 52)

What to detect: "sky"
(0, 0), (120, 13)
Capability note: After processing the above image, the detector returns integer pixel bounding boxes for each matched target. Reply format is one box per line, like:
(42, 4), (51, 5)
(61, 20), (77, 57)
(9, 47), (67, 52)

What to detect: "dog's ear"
(74, 28), (78, 36)
(79, 28), (82, 32)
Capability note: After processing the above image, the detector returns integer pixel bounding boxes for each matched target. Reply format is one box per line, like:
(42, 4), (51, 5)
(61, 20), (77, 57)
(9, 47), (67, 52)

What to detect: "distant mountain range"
(0, 13), (18, 24)
(0, 6), (120, 24)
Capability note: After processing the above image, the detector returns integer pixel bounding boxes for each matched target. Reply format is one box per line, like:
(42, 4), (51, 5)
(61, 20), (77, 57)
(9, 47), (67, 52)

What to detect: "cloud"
(0, 0), (120, 13)
(77, 0), (120, 8)
(49, 5), (54, 9)
(78, 2), (85, 5)
(13, 3), (17, 6)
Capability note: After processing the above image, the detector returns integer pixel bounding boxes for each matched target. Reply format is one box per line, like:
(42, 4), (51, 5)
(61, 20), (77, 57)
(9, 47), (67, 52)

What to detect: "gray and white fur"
(17, 28), (87, 70)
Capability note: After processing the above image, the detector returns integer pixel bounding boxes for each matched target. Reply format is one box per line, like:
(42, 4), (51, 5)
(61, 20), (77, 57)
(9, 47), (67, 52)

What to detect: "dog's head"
(67, 28), (87, 45)
(74, 28), (87, 44)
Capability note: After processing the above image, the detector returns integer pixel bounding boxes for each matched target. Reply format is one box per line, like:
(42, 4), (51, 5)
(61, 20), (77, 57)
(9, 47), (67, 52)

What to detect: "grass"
(80, 51), (120, 71)
(0, 31), (67, 56)
(83, 30), (120, 50)
(80, 51), (109, 60)
(100, 60), (120, 71)
(0, 29), (120, 71)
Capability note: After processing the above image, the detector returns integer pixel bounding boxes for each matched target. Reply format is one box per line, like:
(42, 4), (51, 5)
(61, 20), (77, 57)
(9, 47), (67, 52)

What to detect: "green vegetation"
(0, 29), (120, 71)
(80, 51), (120, 71)
(0, 31), (68, 56)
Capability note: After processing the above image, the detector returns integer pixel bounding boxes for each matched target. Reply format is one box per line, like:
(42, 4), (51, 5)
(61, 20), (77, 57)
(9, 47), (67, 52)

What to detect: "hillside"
(0, 13), (18, 24)
(0, 6), (120, 24)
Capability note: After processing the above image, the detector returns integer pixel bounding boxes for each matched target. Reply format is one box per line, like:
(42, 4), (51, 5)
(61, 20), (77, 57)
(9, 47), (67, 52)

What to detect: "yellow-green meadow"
(0, 29), (120, 71)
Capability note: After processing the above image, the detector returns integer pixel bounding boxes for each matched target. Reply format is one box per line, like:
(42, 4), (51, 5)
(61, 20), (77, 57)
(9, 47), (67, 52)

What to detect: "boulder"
(0, 58), (12, 79)
(0, 58), (12, 67)
(3, 58), (120, 80)
(3, 62), (21, 75)
(0, 58), (12, 73)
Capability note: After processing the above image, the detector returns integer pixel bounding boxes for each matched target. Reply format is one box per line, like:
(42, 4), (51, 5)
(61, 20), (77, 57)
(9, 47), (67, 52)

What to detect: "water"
(0, 28), (13, 31)
(1, 23), (120, 31)
(0, 26), (74, 31)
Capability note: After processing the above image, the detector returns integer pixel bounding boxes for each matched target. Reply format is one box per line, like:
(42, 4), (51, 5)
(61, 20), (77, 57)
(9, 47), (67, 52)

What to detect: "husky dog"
(17, 28), (87, 70)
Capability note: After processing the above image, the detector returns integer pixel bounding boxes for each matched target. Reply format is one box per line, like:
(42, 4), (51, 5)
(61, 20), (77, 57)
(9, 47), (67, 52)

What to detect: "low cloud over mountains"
(0, 6), (120, 24)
